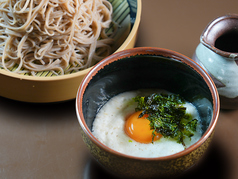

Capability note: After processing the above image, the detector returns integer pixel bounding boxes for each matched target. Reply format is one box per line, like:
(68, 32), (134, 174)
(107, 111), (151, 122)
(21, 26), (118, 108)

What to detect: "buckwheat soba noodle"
(0, 0), (115, 75)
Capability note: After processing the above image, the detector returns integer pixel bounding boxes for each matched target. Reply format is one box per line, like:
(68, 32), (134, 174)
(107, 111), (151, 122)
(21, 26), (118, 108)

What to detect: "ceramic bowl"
(0, 0), (141, 103)
(76, 47), (220, 179)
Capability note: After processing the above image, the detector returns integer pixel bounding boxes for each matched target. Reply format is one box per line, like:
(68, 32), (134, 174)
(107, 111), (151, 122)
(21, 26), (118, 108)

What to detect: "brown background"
(0, 0), (238, 178)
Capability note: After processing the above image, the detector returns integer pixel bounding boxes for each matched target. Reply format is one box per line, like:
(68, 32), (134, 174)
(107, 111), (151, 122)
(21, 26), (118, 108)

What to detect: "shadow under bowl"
(76, 47), (220, 179)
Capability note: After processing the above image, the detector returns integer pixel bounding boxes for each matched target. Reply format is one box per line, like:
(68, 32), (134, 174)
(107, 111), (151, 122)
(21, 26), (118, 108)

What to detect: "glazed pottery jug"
(193, 14), (238, 109)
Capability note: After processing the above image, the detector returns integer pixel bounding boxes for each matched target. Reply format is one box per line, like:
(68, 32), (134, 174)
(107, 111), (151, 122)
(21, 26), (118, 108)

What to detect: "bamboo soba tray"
(0, 0), (142, 103)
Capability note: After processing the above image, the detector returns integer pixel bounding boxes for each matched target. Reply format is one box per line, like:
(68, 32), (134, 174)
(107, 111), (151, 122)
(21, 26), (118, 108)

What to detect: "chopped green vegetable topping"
(133, 93), (198, 147)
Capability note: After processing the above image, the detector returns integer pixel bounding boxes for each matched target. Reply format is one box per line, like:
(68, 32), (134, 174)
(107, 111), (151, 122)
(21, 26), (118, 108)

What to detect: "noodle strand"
(0, 0), (114, 75)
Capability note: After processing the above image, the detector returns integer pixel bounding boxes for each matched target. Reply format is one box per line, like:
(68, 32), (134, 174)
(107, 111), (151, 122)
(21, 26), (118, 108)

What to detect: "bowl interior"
(81, 50), (216, 138)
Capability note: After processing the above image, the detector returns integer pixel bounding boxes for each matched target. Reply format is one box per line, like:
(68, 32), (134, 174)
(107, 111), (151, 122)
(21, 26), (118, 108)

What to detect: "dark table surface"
(1, 0), (238, 178)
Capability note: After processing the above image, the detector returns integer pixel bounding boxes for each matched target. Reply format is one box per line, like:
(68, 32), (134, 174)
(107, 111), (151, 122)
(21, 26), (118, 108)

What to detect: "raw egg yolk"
(125, 111), (162, 143)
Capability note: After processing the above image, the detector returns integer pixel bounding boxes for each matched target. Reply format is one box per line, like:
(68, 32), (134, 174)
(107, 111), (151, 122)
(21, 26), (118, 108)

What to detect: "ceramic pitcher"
(193, 14), (238, 109)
